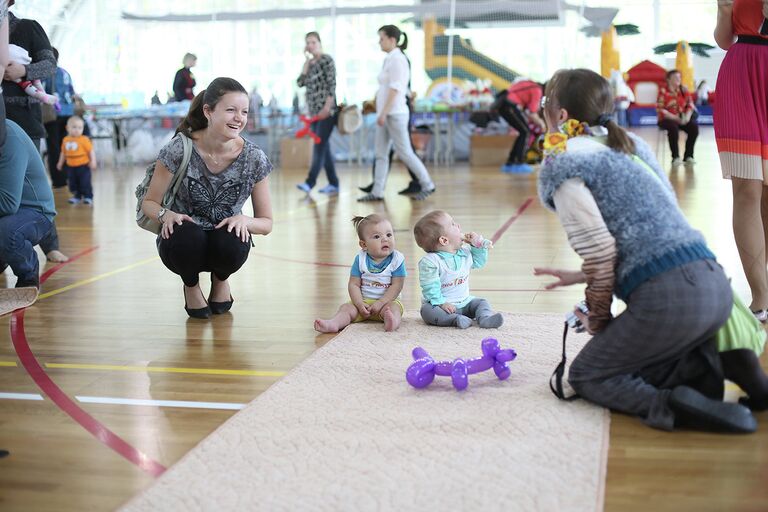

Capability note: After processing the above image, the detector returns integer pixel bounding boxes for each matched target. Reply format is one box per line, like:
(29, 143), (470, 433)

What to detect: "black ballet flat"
(358, 183), (373, 193)
(184, 286), (211, 319)
(209, 295), (234, 315)
(185, 304), (211, 319)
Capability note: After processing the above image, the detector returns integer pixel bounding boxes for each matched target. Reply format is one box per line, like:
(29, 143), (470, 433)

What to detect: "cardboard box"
(469, 134), (517, 167)
(279, 137), (314, 169)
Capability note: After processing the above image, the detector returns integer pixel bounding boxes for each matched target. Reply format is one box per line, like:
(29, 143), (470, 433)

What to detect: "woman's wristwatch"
(157, 208), (167, 223)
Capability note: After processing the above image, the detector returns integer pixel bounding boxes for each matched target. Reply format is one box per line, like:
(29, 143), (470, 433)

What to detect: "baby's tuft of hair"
(352, 213), (389, 240)
(413, 210), (447, 251)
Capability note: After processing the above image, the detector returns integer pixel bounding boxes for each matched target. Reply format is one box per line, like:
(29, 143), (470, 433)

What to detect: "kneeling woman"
(535, 69), (766, 433)
(142, 77), (273, 318)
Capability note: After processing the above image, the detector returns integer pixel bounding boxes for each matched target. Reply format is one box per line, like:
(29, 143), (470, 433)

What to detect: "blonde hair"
(413, 210), (447, 251)
(66, 115), (84, 127)
(352, 213), (389, 240)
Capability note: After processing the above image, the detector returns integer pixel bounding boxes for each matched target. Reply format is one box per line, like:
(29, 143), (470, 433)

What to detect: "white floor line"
(75, 396), (246, 410)
(0, 392), (45, 400)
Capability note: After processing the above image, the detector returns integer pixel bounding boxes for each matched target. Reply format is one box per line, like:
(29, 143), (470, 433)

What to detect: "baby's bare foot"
(314, 318), (339, 333)
(383, 308), (400, 332)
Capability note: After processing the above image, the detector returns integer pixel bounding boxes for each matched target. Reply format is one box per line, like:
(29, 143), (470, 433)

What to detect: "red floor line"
(9, 245), (167, 477)
(490, 197), (535, 245)
(39, 246), (99, 282)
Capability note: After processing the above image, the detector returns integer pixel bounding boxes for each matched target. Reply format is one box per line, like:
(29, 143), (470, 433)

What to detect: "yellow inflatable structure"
(675, 40), (695, 91)
(600, 25), (620, 78)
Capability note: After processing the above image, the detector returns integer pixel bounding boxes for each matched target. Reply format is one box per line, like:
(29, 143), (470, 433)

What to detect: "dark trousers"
(45, 117), (69, 187)
(304, 116), (338, 188)
(658, 119), (699, 159)
(0, 208), (53, 287)
(568, 259), (732, 430)
(496, 99), (530, 164)
(66, 164), (93, 199)
(157, 221), (251, 287)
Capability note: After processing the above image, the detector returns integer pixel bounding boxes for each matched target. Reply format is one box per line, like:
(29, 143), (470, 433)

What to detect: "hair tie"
(596, 113), (612, 127)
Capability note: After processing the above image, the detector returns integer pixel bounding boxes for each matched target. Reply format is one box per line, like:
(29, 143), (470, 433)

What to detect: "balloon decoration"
(406, 337), (517, 391)
(295, 115), (321, 144)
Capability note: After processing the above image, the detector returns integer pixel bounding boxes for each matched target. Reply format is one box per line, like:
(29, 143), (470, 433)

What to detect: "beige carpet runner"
(0, 287), (38, 317)
(121, 313), (609, 511)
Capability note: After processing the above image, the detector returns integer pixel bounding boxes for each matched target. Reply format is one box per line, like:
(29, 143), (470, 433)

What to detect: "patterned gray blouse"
(158, 134), (272, 230)
(297, 54), (336, 116)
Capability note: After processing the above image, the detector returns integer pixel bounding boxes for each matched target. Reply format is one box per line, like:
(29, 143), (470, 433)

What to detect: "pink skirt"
(714, 40), (768, 181)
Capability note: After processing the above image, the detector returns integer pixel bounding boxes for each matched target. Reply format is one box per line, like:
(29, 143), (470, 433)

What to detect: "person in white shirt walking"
(358, 25), (435, 202)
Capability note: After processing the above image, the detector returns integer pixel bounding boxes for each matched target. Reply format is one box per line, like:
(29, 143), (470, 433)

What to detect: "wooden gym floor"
(0, 126), (765, 511)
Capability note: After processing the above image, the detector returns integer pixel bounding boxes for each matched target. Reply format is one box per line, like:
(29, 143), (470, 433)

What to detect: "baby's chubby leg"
(464, 298), (504, 328)
(420, 303), (472, 329)
(314, 303), (359, 333)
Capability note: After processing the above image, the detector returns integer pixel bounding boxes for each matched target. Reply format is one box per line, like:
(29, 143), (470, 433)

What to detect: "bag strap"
(549, 322), (580, 401)
(161, 133), (193, 208)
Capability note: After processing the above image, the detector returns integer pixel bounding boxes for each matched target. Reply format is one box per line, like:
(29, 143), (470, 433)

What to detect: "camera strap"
(549, 322), (580, 401)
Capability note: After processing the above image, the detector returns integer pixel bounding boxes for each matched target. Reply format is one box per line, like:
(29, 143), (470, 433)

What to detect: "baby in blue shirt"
(314, 213), (406, 333)
(414, 210), (503, 329)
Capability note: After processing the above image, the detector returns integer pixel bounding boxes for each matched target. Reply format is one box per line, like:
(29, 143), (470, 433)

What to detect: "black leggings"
(496, 99), (530, 164)
(157, 221), (250, 287)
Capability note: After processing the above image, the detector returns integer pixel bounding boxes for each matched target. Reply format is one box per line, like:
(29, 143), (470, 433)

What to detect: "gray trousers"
(420, 298), (495, 327)
(372, 114), (434, 197)
(568, 259), (732, 430)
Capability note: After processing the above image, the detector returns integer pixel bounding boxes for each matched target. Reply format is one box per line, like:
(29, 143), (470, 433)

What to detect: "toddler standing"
(56, 116), (95, 205)
(314, 214), (405, 333)
(414, 210), (503, 329)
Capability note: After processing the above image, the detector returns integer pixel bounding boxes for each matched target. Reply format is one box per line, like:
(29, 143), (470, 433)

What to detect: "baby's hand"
(369, 300), (386, 316)
(463, 232), (491, 249)
(439, 303), (456, 314)
(356, 302), (371, 319)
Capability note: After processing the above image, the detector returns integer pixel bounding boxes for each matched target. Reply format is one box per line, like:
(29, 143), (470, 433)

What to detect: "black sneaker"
(412, 188), (435, 201)
(398, 182), (422, 195)
(358, 183), (373, 193)
(15, 277), (40, 289)
(669, 385), (756, 433)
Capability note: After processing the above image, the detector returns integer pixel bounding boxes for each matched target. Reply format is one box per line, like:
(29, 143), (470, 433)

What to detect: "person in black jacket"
(172, 53), (197, 102)
(2, 3), (67, 263)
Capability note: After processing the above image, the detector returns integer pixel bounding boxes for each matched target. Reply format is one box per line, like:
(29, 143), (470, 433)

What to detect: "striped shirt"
(552, 178), (617, 332)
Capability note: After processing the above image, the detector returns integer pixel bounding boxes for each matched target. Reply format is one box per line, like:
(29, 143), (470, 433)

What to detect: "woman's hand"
(215, 214), (252, 243)
(533, 267), (587, 289)
(317, 105), (331, 120)
(573, 307), (594, 335)
(439, 303), (456, 314)
(376, 114), (387, 127)
(161, 211), (194, 239)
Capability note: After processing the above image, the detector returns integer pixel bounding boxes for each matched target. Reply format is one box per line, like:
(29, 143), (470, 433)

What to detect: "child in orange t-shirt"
(56, 116), (96, 205)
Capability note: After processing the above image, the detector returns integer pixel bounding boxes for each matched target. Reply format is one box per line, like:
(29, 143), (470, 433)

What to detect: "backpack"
(135, 133), (193, 234)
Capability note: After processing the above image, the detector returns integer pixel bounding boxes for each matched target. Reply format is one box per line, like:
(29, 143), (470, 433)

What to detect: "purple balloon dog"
(406, 337), (517, 391)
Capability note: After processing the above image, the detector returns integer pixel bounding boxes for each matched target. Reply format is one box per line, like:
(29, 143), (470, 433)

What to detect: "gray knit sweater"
(538, 134), (713, 299)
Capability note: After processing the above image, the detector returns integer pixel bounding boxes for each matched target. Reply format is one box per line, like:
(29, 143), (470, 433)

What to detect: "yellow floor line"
(45, 362), (285, 377)
(0, 361), (18, 367)
(38, 256), (160, 300)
